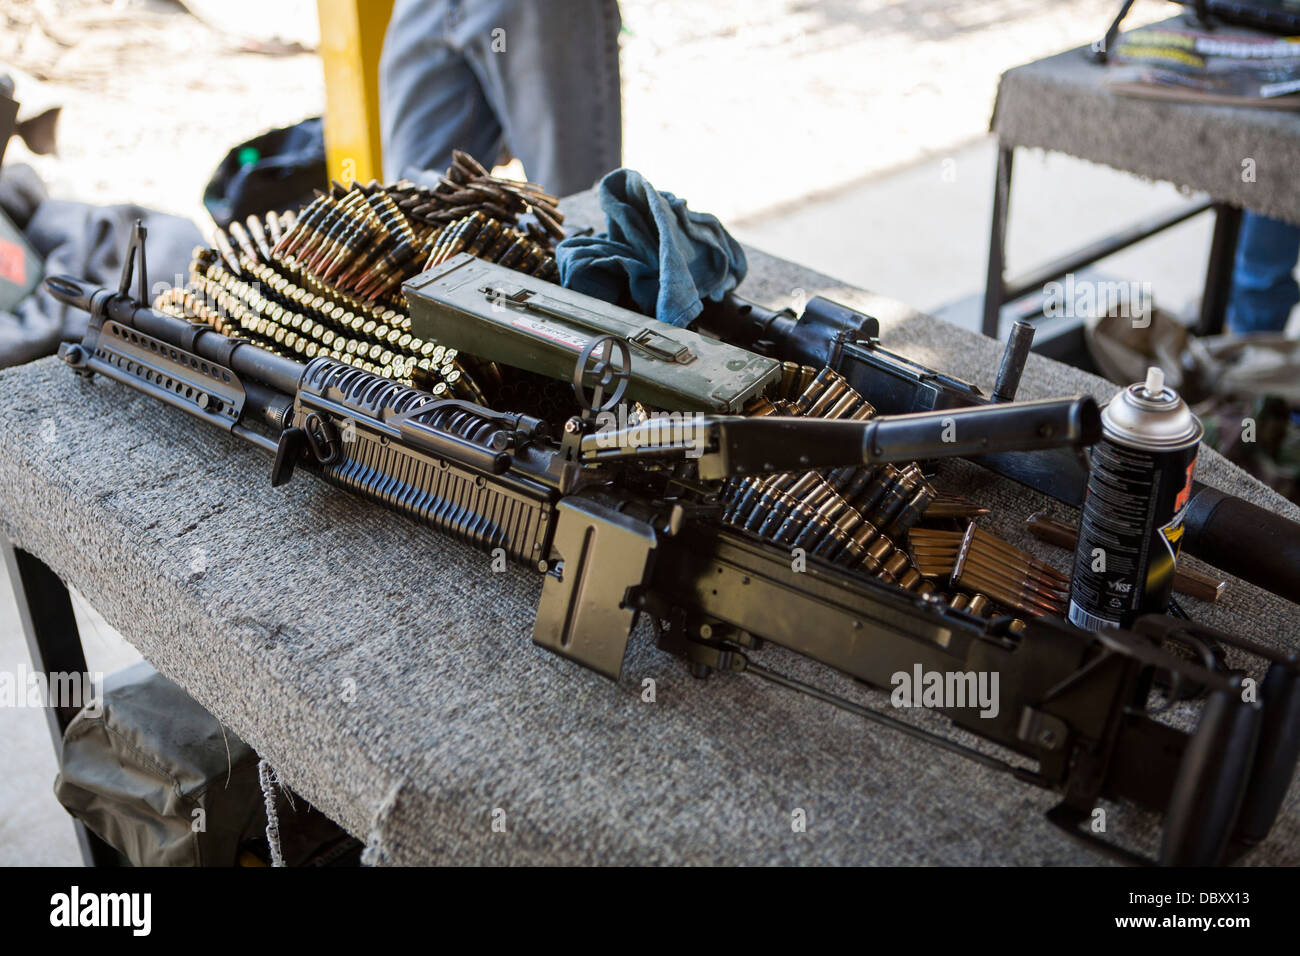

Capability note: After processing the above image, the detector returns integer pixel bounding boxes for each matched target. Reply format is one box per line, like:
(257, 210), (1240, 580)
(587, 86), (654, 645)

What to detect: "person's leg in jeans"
(379, 0), (504, 183)
(1227, 211), (1300, 334)
(451, 0), (622, 196)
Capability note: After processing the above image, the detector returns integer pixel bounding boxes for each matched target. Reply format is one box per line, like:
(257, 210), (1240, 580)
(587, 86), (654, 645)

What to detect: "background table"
(985, 16), (1300, 340)
(3, 190), (1299, 865)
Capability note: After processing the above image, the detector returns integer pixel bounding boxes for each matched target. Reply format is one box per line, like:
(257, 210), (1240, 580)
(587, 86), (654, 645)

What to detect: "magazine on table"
(1107, 24), (1300, 106)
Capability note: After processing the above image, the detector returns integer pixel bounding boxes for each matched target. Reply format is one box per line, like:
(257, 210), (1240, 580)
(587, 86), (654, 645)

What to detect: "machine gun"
(44, 225), (1300, 867)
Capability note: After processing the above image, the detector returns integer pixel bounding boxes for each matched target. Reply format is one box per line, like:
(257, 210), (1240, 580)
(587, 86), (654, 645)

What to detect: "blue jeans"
(379, 0), (622, 197)
(1227, 211), (1300, 334)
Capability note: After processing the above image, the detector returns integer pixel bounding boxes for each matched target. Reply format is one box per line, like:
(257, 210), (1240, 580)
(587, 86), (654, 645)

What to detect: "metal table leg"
(1196, 202), (1243, 337)
(2, 541), (121, 866)
(981, 144), (1014, 340)
(983, 139), (1232, 345)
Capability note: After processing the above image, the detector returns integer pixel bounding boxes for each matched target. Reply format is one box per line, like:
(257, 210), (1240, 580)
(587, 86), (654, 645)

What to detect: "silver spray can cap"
(1102, 366), (1202, 450)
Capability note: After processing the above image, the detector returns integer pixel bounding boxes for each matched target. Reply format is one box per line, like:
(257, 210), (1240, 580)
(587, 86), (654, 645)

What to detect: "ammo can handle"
(1183, 486), (1300, 604)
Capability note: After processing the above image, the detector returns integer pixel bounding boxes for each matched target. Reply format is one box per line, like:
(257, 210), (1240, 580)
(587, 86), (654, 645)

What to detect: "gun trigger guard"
(678, 635), (749, 677)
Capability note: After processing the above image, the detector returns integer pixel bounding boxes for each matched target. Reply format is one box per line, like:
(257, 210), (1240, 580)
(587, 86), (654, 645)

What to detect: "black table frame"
(2, 541), (121, 866)
(981, 143), (1242, 341)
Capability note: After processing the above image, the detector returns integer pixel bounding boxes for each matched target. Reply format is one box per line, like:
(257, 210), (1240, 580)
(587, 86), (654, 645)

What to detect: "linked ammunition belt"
(729, 365), (1024, 629)
(159, 238), (485, 386)
(154, 240), (584, 426)
(268, 148), (562, 305)
(390, 148), (565, 242)
(154, 151), (566, 407)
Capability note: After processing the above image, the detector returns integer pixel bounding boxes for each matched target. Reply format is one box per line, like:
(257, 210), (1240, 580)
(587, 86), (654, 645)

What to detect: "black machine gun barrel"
(48, 273), (303, 397)
(45, 224), (569, 568)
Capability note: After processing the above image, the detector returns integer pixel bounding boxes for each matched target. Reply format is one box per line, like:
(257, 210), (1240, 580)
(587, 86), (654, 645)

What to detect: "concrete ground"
(0, 566), (141, 865)
(733, 138), (1221, 328)
(3, 0), (1163, 224)
(6, 0), (1291, 866)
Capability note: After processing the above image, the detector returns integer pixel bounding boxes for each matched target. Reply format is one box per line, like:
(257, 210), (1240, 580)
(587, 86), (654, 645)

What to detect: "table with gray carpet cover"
(2, 191), (1298, 865)
(985, 16), (1300, 340)
(991, 21), (1300, 226)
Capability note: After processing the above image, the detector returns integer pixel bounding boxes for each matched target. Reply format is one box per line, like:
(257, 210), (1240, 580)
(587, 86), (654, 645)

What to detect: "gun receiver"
(42, 226), (1300, 867)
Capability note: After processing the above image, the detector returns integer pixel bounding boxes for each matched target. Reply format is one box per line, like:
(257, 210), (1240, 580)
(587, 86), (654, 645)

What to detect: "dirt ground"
(1, 0), (1165, 228)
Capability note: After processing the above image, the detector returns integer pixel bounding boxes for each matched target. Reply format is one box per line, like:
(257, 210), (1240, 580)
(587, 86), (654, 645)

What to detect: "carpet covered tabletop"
(992, 17), (1300, 226)
(1, 190), (1297, 865)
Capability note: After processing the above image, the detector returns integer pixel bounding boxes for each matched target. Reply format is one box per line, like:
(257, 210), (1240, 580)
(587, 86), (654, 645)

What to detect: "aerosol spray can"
(1067, 367), (1202, 630)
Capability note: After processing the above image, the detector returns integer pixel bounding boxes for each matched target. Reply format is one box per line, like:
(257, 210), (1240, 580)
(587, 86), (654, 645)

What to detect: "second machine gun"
(44, 226), (1300, 867)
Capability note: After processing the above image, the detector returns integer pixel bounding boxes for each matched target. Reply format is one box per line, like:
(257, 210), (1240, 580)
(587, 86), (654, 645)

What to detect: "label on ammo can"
(1067, 439), (1197, 630)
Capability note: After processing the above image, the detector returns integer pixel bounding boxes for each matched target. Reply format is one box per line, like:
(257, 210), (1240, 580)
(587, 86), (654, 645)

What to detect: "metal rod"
(1195, 203), (1242, 336)
(993, 320), (1035, 402)
(2, 542), (122, 867)
(981, 145), (1014, 339)
(1003, 199), (1212, 303)
(1092, 0), (1137, 63)
(742, 658), (1044, 786)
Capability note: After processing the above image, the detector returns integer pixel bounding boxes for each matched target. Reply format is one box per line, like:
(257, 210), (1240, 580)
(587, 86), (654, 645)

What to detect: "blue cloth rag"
(555, 169), (747, 327)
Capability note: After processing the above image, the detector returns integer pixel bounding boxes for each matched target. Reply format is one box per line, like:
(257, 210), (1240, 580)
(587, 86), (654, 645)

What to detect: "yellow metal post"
(316, 0), (395, 185)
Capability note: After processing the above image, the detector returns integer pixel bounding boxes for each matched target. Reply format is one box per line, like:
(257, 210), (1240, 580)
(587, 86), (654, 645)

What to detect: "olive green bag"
(53, 661), (266, 866)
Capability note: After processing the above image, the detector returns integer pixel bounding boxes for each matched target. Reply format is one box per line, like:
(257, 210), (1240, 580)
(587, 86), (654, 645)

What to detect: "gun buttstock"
(1159, 687), (1261, 866)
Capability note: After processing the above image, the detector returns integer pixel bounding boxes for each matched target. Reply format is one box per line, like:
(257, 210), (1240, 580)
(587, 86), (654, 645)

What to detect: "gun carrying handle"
(860, 395), (1101, 463)
(1159, 687), (1261, 866)
(1183, 486), (1300, 605)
